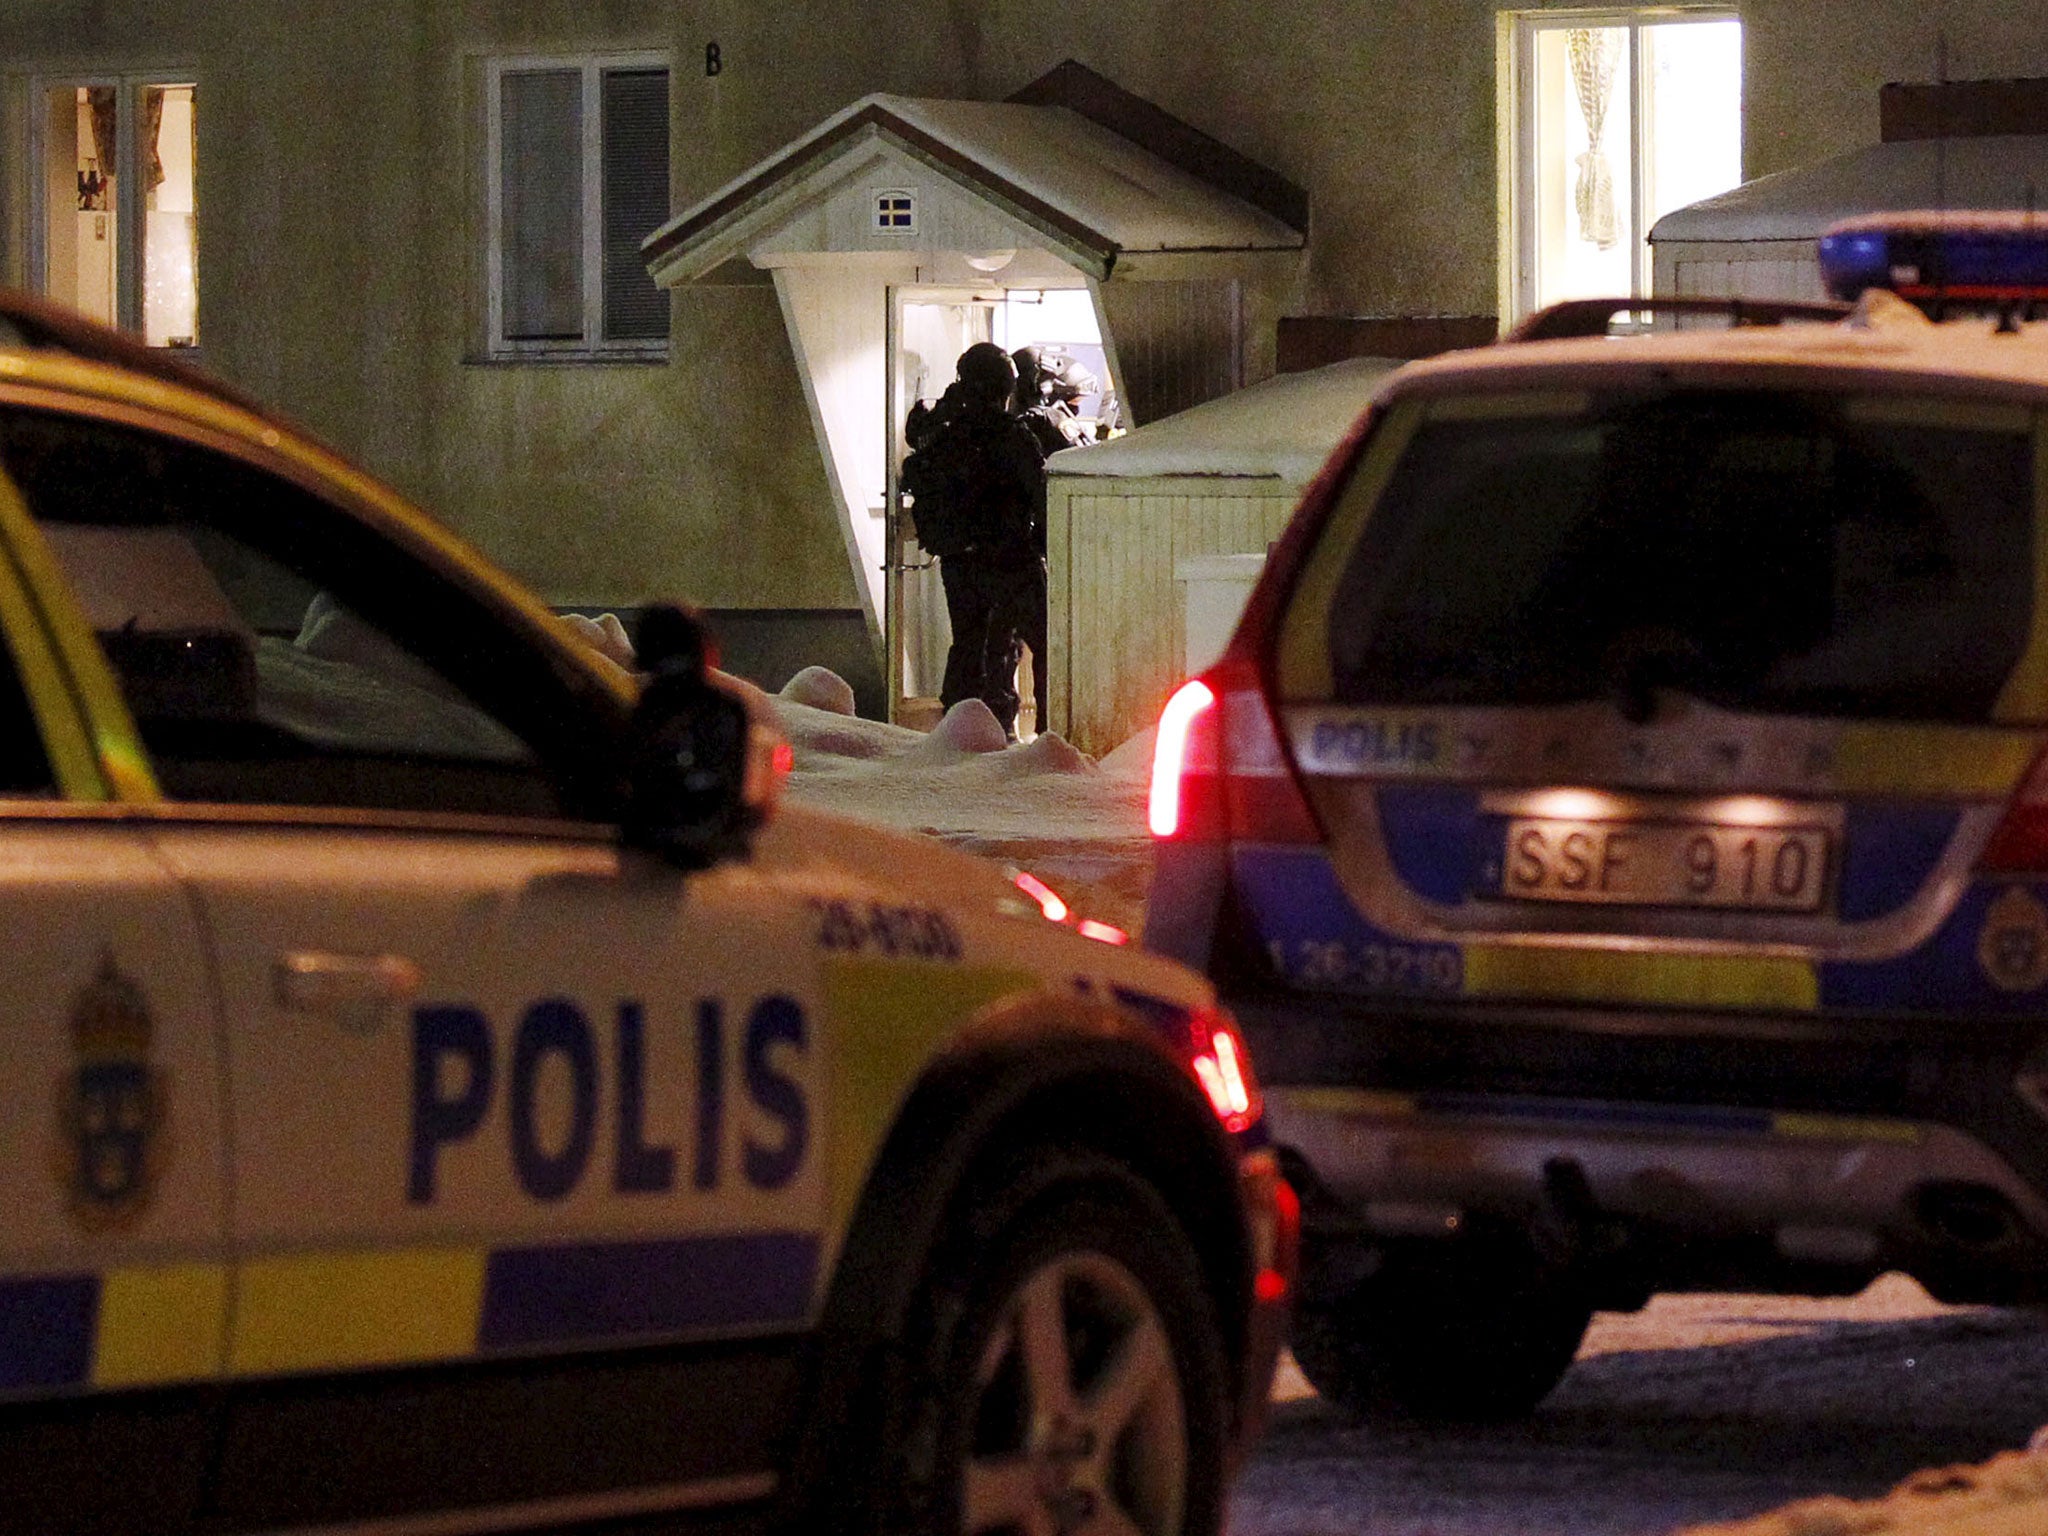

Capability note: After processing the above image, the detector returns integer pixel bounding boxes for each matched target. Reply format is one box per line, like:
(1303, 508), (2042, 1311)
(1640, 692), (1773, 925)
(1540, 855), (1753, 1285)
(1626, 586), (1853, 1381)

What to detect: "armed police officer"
(1010, 345), (1099, 457)
(900, 342), (1049, 739)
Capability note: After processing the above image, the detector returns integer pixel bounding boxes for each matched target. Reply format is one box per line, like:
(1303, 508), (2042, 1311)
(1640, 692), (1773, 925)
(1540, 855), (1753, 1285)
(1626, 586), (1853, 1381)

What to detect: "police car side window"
(0, 632), (54, 797)
(0, 409), (611, 820)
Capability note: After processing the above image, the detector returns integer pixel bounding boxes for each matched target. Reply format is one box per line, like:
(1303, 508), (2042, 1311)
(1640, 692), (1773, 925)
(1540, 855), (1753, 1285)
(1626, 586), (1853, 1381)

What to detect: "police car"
(0, 289), (1294, 1536)
(1146, 212), (2048, 1423)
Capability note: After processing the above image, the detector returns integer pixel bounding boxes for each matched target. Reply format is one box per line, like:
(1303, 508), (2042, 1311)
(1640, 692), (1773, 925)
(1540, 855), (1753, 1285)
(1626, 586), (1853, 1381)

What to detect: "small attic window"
(874, 189), (917, 232)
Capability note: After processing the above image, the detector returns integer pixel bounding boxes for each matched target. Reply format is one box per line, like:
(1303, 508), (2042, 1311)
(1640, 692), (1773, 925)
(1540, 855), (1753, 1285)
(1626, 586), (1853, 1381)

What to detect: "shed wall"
(1048, 474), (1295, 755)
(1653, 239), (1829, 303)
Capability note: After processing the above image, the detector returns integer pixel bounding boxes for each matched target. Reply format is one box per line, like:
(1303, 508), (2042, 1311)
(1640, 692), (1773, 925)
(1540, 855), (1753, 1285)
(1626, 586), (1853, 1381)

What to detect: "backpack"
(901, 412), (1035, 557)
(899, 432), (968, 557)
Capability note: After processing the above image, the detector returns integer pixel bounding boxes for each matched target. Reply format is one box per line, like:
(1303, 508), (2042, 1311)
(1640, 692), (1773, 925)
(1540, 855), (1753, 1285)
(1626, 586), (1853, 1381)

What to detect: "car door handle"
(274, 951), (423, 1031)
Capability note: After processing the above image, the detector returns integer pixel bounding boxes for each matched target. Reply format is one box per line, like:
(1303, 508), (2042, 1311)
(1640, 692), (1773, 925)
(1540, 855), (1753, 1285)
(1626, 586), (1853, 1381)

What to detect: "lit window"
(487, 55), (671, 357)
(1510, 11), (1742, 316)
(36, 78), (199, 348)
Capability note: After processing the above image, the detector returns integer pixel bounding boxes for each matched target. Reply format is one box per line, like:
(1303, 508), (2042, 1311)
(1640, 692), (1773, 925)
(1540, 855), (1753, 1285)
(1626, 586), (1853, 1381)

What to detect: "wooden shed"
(1652, 78), (2048, 302)
(1045, 355), (1396, 754)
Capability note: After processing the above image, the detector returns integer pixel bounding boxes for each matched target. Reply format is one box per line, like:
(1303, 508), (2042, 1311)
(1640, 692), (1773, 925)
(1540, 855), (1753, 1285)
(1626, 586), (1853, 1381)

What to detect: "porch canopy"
(642, 62), (1306, 644)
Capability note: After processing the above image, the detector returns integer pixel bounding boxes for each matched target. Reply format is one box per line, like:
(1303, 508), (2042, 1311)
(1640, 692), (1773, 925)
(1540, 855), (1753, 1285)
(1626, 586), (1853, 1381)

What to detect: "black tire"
(871, 1148), (1231, 1536)
(1291, 1229), (1591, 1422)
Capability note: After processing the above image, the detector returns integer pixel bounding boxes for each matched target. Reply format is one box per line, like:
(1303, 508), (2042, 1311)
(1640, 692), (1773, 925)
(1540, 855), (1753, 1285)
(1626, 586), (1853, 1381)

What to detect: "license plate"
(1500, 819), (1830, 912)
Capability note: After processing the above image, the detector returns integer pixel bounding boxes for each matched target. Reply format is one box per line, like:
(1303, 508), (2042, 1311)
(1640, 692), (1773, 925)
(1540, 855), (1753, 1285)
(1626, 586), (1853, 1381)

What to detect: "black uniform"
(901, 396), (1048, 736)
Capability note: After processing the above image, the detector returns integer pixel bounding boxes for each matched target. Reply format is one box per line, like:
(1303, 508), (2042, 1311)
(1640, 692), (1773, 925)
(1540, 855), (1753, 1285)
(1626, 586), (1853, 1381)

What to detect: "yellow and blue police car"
(0, 290), (1295, 1536)
(1146, 213), (2048, 1424)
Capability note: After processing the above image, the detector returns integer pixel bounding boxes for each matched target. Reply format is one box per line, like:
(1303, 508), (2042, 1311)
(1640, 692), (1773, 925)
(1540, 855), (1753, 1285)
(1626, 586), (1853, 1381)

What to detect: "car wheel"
(1291, 1228), (1591, 1422)
(883, 1149), (1230, 1536)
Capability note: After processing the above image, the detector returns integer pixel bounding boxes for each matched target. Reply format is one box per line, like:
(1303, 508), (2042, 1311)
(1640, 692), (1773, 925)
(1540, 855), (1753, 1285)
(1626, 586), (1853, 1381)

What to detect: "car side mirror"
(621, 605), (771, 869)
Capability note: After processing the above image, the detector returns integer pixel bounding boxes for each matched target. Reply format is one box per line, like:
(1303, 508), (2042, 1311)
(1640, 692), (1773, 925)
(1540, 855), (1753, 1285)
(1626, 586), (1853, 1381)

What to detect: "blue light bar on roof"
(1819, 212), (2048, 304)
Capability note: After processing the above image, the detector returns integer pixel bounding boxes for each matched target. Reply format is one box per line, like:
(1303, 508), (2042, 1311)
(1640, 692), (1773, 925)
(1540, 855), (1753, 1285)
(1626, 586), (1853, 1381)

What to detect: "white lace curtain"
(1567, 29), (1621, 250)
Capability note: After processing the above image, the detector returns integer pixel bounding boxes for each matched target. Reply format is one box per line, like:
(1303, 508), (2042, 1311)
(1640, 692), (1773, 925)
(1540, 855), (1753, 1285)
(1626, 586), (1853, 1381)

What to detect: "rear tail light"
(1148, 659), (1321, 844)
(1187, 1010), (1262, 1133)
(1149, 679), (1219, 836)
(1980, 750), (2048, 871)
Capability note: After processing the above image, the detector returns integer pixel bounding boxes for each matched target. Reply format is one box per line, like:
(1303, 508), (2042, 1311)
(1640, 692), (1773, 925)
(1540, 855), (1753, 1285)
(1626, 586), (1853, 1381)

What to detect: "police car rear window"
(1321, 389), (2035, 723)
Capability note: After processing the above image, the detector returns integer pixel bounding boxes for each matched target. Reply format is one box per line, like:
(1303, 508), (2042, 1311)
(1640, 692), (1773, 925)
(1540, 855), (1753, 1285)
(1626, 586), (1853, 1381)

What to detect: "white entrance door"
(886, 287), (1117, 727)
(888, 290), (998, 719)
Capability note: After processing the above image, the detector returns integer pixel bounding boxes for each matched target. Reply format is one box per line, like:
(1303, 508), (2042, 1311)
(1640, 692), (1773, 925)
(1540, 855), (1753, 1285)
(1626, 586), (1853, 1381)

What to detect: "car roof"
(1382, 309), (2048, 408)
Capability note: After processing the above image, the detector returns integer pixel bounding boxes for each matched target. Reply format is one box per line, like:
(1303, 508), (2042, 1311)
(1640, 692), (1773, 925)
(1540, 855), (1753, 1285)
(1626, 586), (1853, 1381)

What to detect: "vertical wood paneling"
(1052, 475), (1297, 754)
(1046, 484), (1072, 736)
(1095, 280), (1245, 426)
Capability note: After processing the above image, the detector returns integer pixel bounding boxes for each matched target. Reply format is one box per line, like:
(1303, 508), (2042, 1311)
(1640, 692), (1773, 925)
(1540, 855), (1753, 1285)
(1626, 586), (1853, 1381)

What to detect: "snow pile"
(1678, 1439), (2048, 1535)
(779, 664), (857, 715)
(774, 688), (1148, 841)
(547, 629), (1160, 923)
(771, 673), (1156, 930)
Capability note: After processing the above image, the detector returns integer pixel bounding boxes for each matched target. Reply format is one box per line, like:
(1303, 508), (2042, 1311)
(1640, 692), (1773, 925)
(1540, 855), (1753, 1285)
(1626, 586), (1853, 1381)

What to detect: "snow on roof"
(644, 92), (1302, 285)
(1651, 134), (2048, 244)
(884, 96), (1302, 254)
(1047, 354), (1402, 482)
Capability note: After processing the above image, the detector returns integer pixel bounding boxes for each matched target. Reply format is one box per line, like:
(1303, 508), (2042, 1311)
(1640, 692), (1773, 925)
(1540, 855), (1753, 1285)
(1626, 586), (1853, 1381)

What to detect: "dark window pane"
(0, 621), (52, 795)
(600, 68), (670, 342)
(1326, 392), (2033, 723)
(501, 69), (584, 342)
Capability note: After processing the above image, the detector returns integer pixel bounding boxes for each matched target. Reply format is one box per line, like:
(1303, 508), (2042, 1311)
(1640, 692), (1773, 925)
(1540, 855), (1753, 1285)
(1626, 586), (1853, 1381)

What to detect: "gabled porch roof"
(643, 62), (1306, 285)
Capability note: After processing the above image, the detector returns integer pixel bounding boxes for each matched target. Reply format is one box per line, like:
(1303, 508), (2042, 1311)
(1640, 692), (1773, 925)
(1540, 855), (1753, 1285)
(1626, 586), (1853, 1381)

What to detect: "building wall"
(0, 0), (874, 616)
(3, 0), (2042, 630)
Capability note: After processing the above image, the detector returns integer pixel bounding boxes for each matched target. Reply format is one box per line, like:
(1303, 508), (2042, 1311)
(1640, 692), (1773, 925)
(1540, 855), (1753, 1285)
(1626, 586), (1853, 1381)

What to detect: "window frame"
(483, 50), (672, 363)
(1503, 8), (1741, 323)
(0, 391), (635, 826)
(26, 69), (202, 353)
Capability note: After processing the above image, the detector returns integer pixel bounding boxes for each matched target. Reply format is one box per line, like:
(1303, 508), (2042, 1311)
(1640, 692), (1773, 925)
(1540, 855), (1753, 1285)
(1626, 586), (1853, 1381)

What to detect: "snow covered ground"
(772, 666), (1158, 932)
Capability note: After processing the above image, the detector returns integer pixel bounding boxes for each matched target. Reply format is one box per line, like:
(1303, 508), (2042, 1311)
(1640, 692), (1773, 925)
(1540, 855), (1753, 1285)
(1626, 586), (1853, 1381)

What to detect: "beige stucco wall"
(0, 0), (875, 612)
(4, 0), (2045, 617)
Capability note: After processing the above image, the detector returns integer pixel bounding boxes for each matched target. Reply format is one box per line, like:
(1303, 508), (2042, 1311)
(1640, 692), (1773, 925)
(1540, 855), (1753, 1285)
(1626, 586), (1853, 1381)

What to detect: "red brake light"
(1148, 661), (1320, 844)
(1149, 679), (1218, 836)
(1981, 751), (2048, 871)
(1188, 1012), (1261, 1133)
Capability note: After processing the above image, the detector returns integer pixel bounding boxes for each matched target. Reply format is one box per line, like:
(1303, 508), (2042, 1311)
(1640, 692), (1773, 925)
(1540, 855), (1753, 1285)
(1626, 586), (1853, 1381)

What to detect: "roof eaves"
(644, 99), (1119, 285)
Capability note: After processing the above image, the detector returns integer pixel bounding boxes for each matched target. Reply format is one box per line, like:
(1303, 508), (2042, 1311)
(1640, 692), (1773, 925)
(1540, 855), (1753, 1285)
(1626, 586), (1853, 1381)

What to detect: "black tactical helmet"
(955, 342), (1017, 404)
(1012, 343), (1095, 406)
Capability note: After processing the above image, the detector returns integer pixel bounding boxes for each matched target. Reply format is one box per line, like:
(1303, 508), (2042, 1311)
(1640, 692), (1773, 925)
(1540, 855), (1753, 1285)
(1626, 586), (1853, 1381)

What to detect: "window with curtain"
(1511, 11), (1742, 317)
(36, 78), (198, 347)
(488, 55), (671, 358)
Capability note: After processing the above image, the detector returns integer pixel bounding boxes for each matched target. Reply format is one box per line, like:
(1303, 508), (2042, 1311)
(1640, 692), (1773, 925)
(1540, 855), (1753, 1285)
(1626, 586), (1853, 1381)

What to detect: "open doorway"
(1509, 10), (1742, 318)
(886, 286), (1115, 731)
